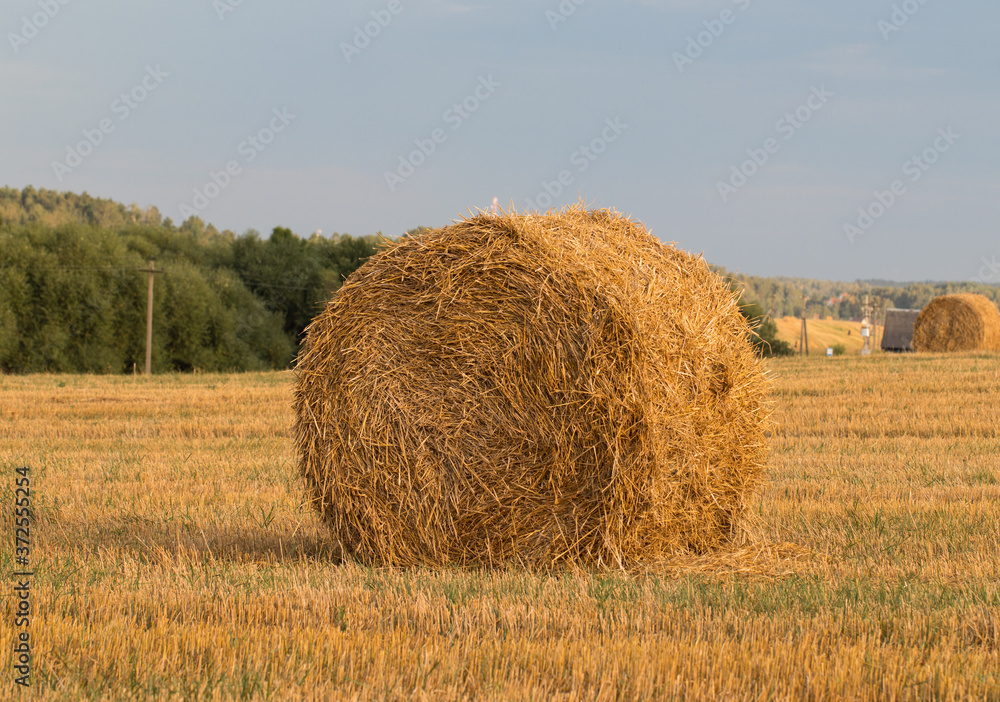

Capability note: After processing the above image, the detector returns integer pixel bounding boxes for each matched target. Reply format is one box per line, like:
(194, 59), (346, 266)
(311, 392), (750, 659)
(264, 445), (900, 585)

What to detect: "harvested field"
(1, 354), (999, 700)
(773, 316), (865, 355)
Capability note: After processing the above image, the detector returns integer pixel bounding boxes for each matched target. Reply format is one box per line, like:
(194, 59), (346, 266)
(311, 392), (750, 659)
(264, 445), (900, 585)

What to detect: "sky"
(2, 0), (998, 283)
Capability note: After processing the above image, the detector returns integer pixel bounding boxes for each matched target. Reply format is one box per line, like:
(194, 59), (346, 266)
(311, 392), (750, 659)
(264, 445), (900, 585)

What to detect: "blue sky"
(2, 0), (998, 282)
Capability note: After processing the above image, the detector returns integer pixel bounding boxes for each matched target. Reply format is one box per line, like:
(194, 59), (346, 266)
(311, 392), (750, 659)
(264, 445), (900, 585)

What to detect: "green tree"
(232, 227), (379, 357)
(0, 187), (379, 373)
(739, 298), (793, 357)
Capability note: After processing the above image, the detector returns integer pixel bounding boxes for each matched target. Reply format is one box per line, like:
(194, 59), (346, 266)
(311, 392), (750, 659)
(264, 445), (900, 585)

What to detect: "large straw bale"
(294, 206), (770, 569)
(912, 293), (1000, 352)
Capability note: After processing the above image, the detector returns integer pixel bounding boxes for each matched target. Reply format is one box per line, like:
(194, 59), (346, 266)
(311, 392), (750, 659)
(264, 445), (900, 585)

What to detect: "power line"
(0, 264), (339, 292)
(238, 279), (320, 291)
(0, 265), (151, 273)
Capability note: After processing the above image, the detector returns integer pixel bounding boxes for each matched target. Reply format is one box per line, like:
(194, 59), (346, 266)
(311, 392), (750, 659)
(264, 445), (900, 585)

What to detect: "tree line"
(18, 186), (989, 371)
(0, 186), (810, 372)
(0, 187), (379, 373)
(723, 270), (1000, 322)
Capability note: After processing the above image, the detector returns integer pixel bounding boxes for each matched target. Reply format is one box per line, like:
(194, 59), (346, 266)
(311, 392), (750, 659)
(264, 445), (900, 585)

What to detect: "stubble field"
(1, 354), (999, 700)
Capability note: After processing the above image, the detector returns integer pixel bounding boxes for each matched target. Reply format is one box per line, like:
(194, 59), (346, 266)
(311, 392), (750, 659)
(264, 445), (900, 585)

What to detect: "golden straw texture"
(294, 206), (770, 569)
(912, 293), (1000, 352)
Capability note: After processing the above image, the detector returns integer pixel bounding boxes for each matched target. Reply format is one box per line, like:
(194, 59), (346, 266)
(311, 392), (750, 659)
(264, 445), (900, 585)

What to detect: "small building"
(881, 308), (922, 352)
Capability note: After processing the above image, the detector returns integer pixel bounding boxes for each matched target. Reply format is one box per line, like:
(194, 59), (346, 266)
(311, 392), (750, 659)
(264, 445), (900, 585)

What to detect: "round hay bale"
(294, 206), (770, 568)
(912, 293), (1000, 352)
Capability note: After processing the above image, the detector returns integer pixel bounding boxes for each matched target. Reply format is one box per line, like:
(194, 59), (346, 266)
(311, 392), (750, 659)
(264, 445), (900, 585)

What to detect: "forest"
(724, 270), (1000, 321)
(0, 186), (379, 373)
(3, 186), (994, 372)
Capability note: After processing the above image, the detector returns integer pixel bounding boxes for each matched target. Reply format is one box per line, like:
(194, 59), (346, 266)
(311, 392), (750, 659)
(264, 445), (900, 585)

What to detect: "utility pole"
(861, 294), (873, 355)
(140, 257), (159, 374)
(800, 294), (809, 356)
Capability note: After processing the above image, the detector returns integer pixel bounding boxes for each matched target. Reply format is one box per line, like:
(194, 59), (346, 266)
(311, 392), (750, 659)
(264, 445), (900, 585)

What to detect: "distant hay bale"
(293, 206), (770, 569)
(912, 293), (1000, 352)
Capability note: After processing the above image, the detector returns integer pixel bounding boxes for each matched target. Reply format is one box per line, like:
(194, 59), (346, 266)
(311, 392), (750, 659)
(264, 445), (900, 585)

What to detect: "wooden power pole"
(140, 257), (159, 374)
(861, 294), (874, 355)
(800, 294), (809, 356)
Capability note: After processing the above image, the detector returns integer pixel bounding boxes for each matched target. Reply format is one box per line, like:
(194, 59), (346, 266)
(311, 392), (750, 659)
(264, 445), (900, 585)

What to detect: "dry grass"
(773, 316), (866, 355)
(913, 293), (1000, 352)
(1, 354), (999, 700)
(296, 206), (768, 568)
